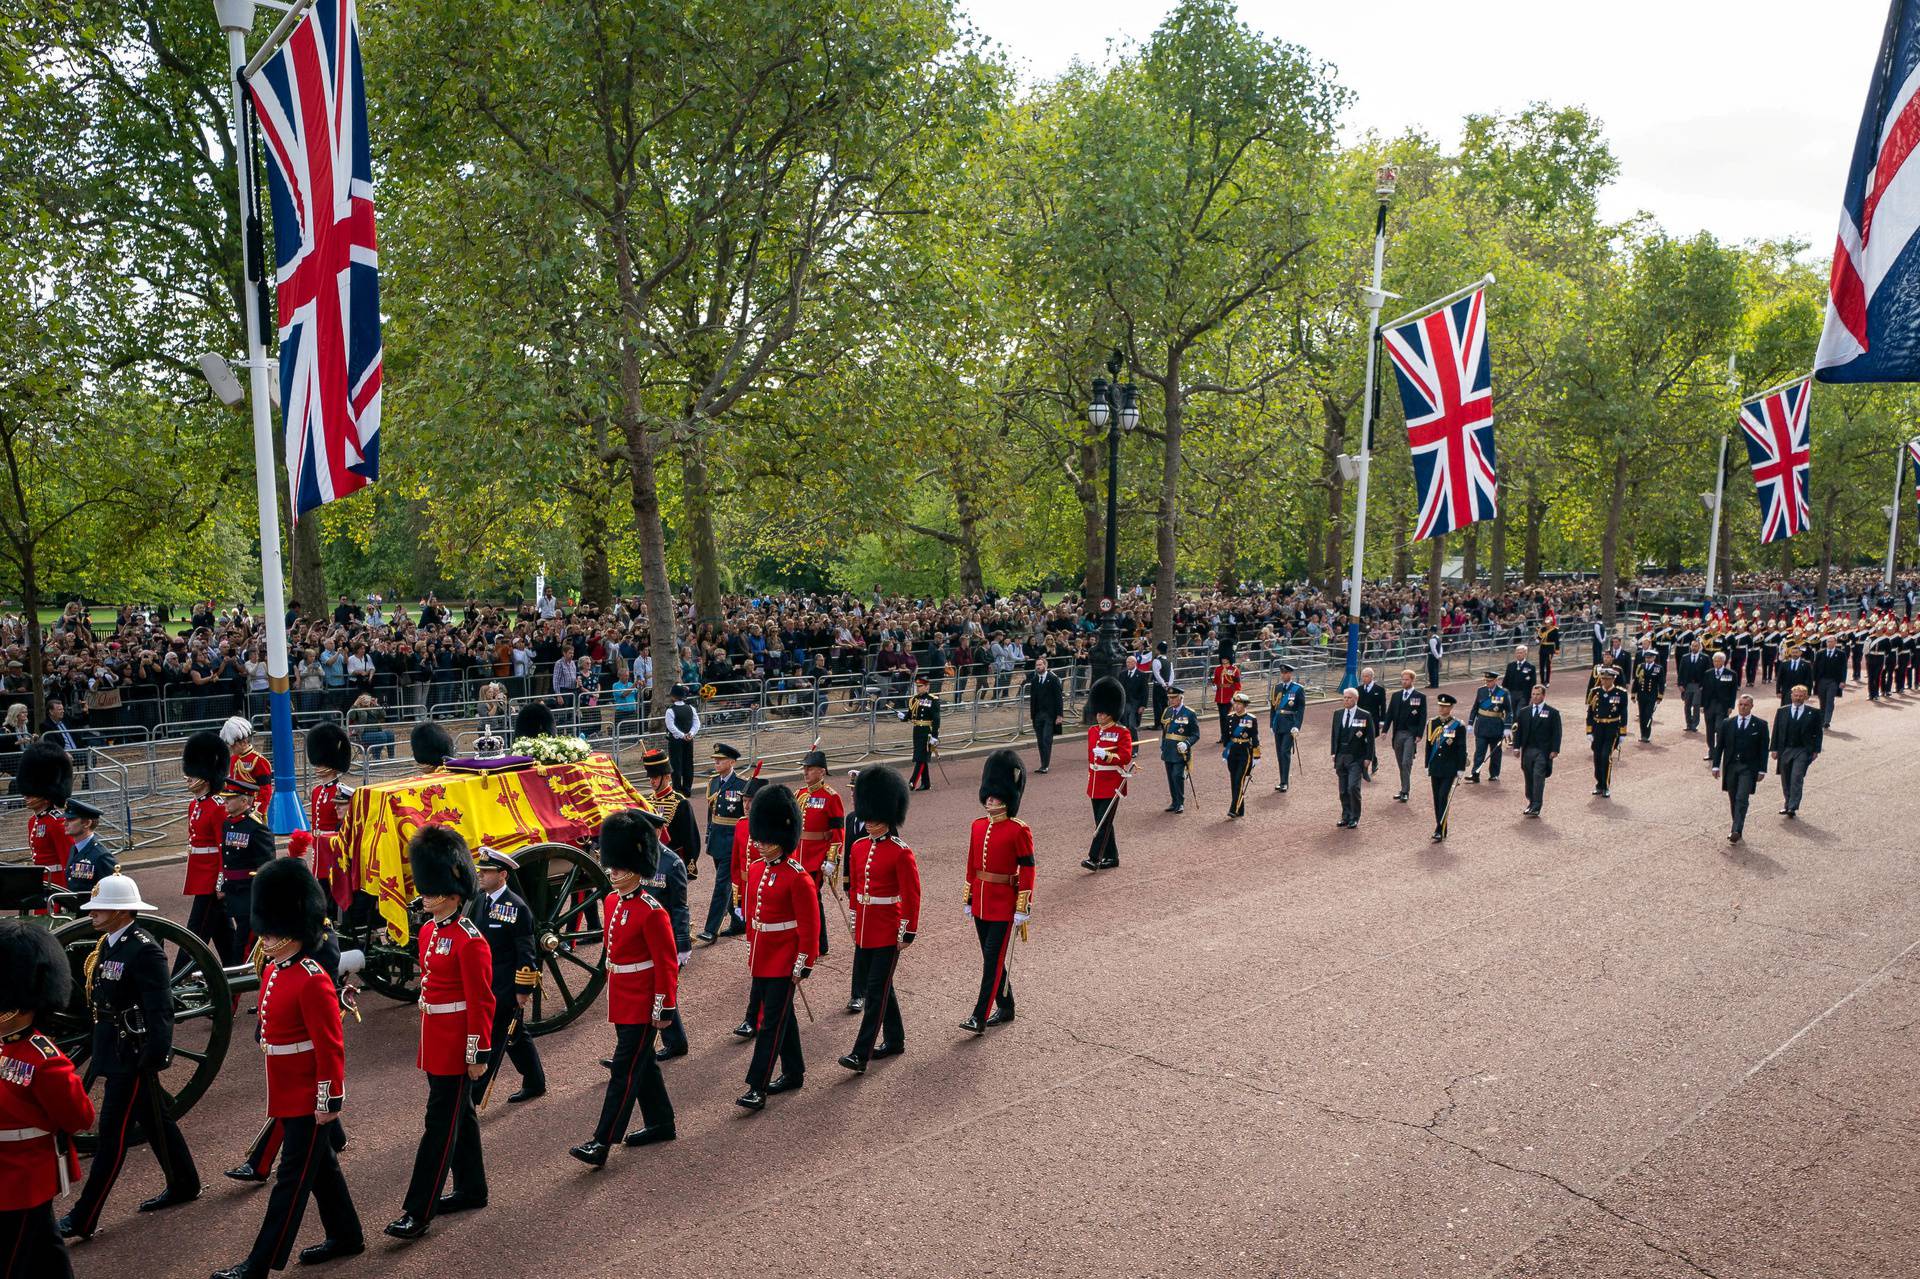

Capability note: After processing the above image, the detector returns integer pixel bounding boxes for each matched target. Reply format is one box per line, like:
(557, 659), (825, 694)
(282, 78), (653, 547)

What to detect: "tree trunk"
(578, 499), (612, 610)
(1392, 500), (1410, 585)
(289, 510), (327, 620)
(1150, 351), (1183, 648)
(1460, 525), (1479, 585)
(1426, 532), (1444, 627)
(678, 432), (725, 624)
(1778, 538), (1794, 576)
(1600, 452), (1631, 623)
(1218, 525), (1238, 592)
(1816, 484), (1841, 603)
(1523, 494), (1545, 585)
(1078, 436), (1103, 600)
(951, 480), (987, 596)
(21, 547), (43, 732)
(1489, 508), (1507, 597)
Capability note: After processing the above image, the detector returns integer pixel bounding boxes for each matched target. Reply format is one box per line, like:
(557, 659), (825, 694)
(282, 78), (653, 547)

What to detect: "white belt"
(608, 960), (654, 974)
(1089, 762), (1123, 771)
(261, 1040), (314, 1056)
(419, 1000), (468, 1014)
(855, 894), (899, 905)
(0, 1127), (49, 1141)
(752, 919), (797, 932)
(188, 846), (218, 855)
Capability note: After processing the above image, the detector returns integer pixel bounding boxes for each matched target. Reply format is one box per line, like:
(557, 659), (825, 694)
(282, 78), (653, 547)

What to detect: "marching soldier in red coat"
(570, 810), (678, 1166)
(963, 750), (1033, 1035)
(211, 860), (362, 1278)
(224, 716), (273, 821)
(301, 726), (355, 877)
(794, 749), (844, 956)
(19, 743), (74, 893)
(1084, 676), (1131, 871)
(385, 828), (494, 1241)
(838, 766), (920, 1073)
(736, 785), (821, 1111)
(0, 921), (95, 1279)
(1209, 645), (1242, 743)
(182, 732), (238, 964)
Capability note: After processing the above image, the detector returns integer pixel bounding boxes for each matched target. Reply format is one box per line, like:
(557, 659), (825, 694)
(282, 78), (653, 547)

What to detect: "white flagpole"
(1343, 168), (1396, 694)
(1705, 436), (1728, 603)
(1886, 445), (1904, 589)
(216, 0), (307, 834)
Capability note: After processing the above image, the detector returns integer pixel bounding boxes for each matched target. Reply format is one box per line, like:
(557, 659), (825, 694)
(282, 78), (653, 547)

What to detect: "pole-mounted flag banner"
(1908, 435), (1920, 520)
(1383, 286), (1497, 541)
(1816, 0), (1920, 381)
(247, 0), (381, 519)
(1737, 378), (1813, 544)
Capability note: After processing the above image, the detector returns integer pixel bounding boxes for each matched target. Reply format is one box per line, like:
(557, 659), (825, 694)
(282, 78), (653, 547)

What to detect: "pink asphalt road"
(66, 673), (1919, 1278)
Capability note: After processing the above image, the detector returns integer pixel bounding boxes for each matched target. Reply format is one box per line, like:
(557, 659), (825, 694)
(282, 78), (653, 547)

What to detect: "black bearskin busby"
(305, 723), (353, 774)
(181, 730), (230, 790)
(1088, 675), (1127, 724)
(598, 808), (663, 878)
(854, 765), (910, 832)
(748, 784), (802, 855)
(17, 742), (73, 805)
(0, 919), (73, 1014)
(978, 748), (1027, 819)
(410, 721), (455, 769)
(514, 702), (555, 740)
(250, 857), (327, 948)
(409, 824), (476, 899)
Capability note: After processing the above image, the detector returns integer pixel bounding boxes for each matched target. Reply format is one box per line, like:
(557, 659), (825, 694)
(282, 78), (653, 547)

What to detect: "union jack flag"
(1908, 435), (1920, 516)
(1383, 287), (1496, 541)
(1737, 379), (1813, 544)
(247, 0), (381, 519)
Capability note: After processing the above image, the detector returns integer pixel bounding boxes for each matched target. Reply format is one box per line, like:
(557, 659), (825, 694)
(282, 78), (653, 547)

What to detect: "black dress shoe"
(508, 1086), (545, 1103)
(211, 1265), (259, 1279)
(1170, 805), (1184, 813)
(139, 1187), (200, 1213)
(1097, 858), (1118, 869)
(383, 1215), (428, 1241)
(1778, 807), (1790, 815)
(297, 1238), (365, 1266)
(735, 1089), (766, 1110)
(1728, 832), (1742, 844)
(845, 998), (865, 1014)
(721, 924), (749, 937)
(225, 1164), (269, 1183)
(1163, 804), (1179, 812)
(599, 1058), (614, 1069)
(985, 1009), (1015, 1027)
(434, 1194), (486, 1215)
(1279, 784), (1288, 792)
(1035, 766), (1049, 774)
(732, 1021), (755, 1038)
(1465, 774), (1479, 784)
(1393, 792), (1408, 802)
(959, 1015), (985, 1035)
(56, 1214), (87, 1241)
(654, 1045), (687, 1062)
(568, 1141), (609, 1168)
(622, 1125), (676, 1147)
(1080, 857), (1099, 870)
(767, 1073), (803, 1094)
(695, 930), (717, 944)
(870, 1041), (903, 1058)
(838, 1053), (867, 1073)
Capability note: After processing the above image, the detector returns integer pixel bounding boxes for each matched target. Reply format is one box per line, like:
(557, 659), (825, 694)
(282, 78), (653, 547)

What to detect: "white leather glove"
(1013, 911), (1030, 926)
(963, 902), (972, 918)
(676, 950), (691, 966)
(820, 859), (836, 879)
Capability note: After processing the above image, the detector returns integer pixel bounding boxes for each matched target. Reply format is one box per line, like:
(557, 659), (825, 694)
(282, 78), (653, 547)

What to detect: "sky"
(958, 0), (1892, 253)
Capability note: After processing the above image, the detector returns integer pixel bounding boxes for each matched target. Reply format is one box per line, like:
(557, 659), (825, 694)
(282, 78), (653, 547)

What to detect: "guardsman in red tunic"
(1209, 645), (1242, 743)
(301, 725), (356, 875)
(794, 749), (844, 956)
(963, 750), (1033, 1035)
(19, 743), (74, 893)
(181, 731), (238, 964)
(211, 860), (362, 1278)
(1084, 676), (1132, 870)
(224, 716), (274, 821)
(837, 766), (920, 1072)
(385, 828), (494, 1241)
(735, 785), (821, 1111)
(570, 810), (678, 1166)
(0, 921), (95, 1279)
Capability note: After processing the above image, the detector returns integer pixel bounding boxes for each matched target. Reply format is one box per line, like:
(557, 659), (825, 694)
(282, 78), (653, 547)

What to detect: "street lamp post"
(1085, 351), (1138, 713)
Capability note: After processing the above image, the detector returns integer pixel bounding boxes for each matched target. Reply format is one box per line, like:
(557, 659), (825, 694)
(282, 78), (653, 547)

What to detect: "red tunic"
(184, 794), (226, 896)
(794, 782), (845, 878)
(965, 815), (1034, 922)
(27, 811), (71, 890)
(729, 821), (753, 903)
(0, 1029), (93, 1211)
(414, 915), (495, 1074)
(846, 834), (922, 948)
(230, 746), (273, 819)
(742, 857), (822, 979)
(1210, 662), (1242, 706)
(309, 780), (342, 835)
(257, 953), (347, 1118)
(604, 888), (679, 1024)
(1086, 724), (1133, 799)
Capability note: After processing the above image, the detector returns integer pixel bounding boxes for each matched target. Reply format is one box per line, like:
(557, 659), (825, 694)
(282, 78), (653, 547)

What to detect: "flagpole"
(1344, 167), (1396, 693)
(1705, 436), (1728, 603)
(217, 0), (307, 835)
(1886, 445), (1904, 590)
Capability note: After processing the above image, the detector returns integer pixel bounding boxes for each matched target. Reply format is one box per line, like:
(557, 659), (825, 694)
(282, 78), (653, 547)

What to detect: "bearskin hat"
(599, 808), (663, 878)
(854, 765), (910, 831)
(16, 742), (73, 805)
(748, 784), (802, 855)
(1088, 675), (1127, 723)
(409, 824), (476, 899)
(181, 731), (230, 789)
(305, 723), (353, 774)
(514, 701), (555, 740)
(250, 857), (327, 947)
(0, 919), (73, 1014)
(410, 721), (455, 769)
(978, 748), (1027, 819)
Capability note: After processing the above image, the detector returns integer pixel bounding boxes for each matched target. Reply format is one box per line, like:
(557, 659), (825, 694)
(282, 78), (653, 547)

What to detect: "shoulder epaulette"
(458, 916), (483, 938)
(640, 891), (663, 911)
(300, 957), (325, 976)
(28, 1031), (58, 1059)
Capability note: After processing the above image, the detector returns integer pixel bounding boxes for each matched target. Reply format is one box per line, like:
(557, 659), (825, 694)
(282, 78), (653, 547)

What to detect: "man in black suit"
(1354, 668), (1387, 779)
(1710, 693), (1770, 844)
(1384, 670), (1427, 803)
(1774, 644), (1813, 708)
(1812, 638), (1848, 727)
(1512, 684), (1562, 817)
(1020, 656), (1065, 773)
(1770, 683), (1823, 819)
(1501, 645), (1537, 708)
(1329, 688), (1376, 829)
(1677, 639), (1710, 731)
(1700, 652), (1739, 760)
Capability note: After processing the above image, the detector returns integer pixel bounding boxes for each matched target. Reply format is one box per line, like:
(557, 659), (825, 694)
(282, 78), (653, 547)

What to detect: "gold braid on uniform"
(84, 936), (105, 1002)
(515, 966), (540, 990)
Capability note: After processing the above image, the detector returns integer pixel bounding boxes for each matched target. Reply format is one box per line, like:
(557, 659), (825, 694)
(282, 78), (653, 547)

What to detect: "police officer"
(1425, 695), (1468, 842)
(1222, 692), (1260, 819)
(1512, 684), (1561, 817)
(62, 798), (116, 898)
(1631, 645), (1666, 742)
(61, 874), (200, 1240)
(1267, 664), (1305, 792)
(470, 848), (546, 1105)
(901, 675), (941, 791)
(1585, 667), (1628, 797)
(661, 685), (701, 796)
(1161, 687), (1201, 813)
(696, 744), (748, 943)
(0, 921), (94, 1279)
(1385, 669), (1427, 803)
(1465, 670), (1510, 783)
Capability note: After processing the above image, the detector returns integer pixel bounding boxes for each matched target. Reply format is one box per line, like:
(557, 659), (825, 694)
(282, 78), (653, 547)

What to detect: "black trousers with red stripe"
(0, 1203), (69, 1279)
(745, 977), (804, 1090)
(970, 918), (1015, 1022)
(241, 1111), (348, 1177)
(69, 1069), (198, 1236)
(400, 1073), (484, 1221)
(848, 945), (904, 1060)
(241, 1115), (361, 1272)
(592, 1023), (672, 1144)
